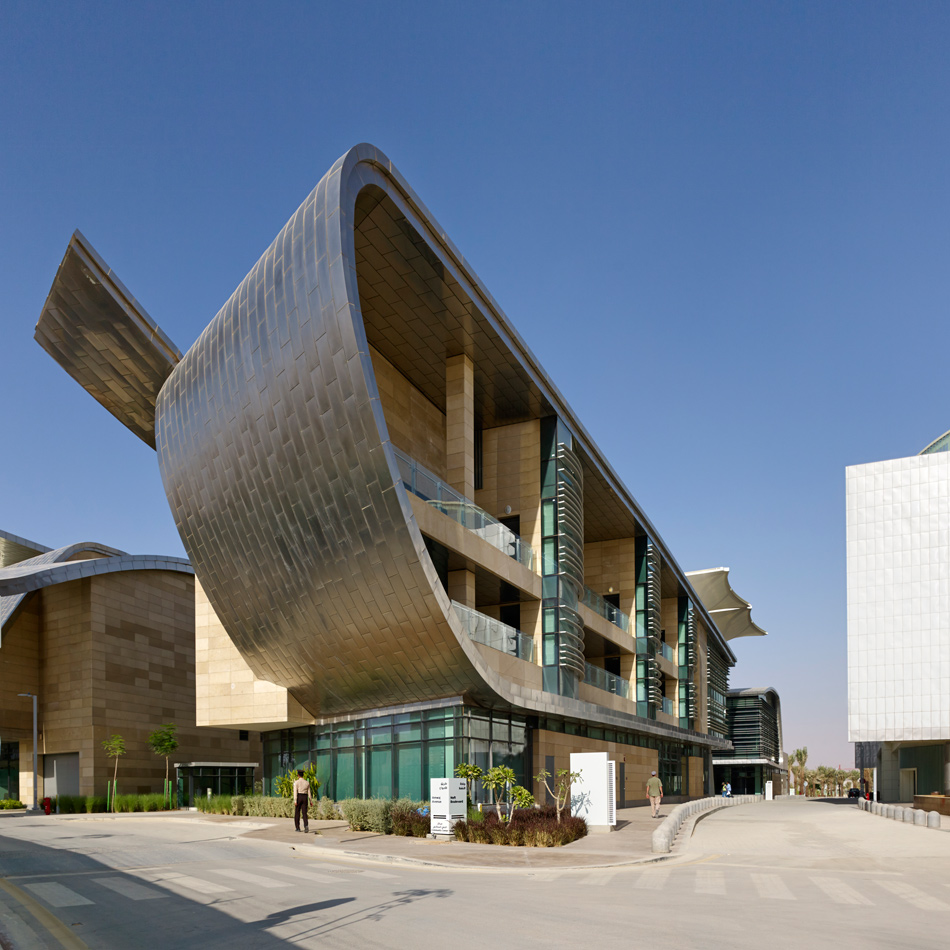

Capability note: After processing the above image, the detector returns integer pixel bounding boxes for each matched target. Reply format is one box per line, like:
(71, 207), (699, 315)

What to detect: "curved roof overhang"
(0, 542), (193, 636)
(685, 567), (766, 641)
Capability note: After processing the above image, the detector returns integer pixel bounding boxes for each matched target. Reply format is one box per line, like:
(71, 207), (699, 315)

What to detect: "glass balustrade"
(452, 601), (535, 662)
(394, 448), (536, 571)
(583, 661), (630, 699)
(581, 587), (631, 633)
(659, 642), (675, 663)
(661, 697), (675, 716)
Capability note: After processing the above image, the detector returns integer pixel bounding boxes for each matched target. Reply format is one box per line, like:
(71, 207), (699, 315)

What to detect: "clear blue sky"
(4, 1), (948, 769)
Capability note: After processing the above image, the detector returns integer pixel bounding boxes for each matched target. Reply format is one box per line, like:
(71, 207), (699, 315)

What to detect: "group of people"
(721, 781), (732, 798)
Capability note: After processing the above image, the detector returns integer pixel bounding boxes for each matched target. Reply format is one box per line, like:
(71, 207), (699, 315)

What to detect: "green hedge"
(192, 794), (344, 819)
(0, 799), (25, 809)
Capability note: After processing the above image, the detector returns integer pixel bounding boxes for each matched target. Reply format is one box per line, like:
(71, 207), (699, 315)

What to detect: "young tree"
(534, 768), (583, 824)
(101, 734), (125, 812)
(479, 765), (533, 824)
(147, 723), (179, 807)
(454, 763), (483, 809)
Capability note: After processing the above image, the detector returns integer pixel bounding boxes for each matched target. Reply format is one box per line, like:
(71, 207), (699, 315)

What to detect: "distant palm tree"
(792, 747), (808, 796)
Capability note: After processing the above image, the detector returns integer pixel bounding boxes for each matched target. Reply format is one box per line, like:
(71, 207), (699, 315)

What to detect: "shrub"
(390, 798), (429, 836)
(85, 796), (107, 813)
(314, 797), (343, 820)
(1, 799), (25, 809)
(243, 795), (294, 818)
(57, 795), (84, 815)
(452, 806), (587, 847)
(231, 795), (245, 816)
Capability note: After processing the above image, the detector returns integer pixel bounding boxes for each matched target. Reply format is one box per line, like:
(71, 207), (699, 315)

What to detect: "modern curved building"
(35, 144), (767, 804)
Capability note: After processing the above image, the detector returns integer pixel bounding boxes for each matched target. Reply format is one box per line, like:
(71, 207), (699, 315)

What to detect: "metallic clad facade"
(155, 146), (493, 717)
(34, 230), (181, 448)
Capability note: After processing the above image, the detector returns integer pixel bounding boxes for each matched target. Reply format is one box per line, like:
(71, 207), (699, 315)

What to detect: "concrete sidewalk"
(234, 803), (696, 870)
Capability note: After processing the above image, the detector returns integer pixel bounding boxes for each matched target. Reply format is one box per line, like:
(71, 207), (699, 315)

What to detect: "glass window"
(367, 746), (392, 799)
(333, 750), (359, 800)
(394, 714), (422, 743)
(396, 743), (422, 800)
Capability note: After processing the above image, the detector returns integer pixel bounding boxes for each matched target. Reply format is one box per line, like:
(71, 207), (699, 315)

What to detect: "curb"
(652, 794), (764, 853)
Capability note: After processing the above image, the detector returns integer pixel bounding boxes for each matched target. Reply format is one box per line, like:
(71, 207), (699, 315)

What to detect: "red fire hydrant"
(42, 797), (52, 815)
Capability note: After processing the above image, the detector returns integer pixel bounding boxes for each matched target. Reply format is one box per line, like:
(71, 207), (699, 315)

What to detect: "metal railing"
(394, 448), (536, 571)
(581, 587), (631, 633)
(583, 661), (630, 699)
(452, 601), (535, 662)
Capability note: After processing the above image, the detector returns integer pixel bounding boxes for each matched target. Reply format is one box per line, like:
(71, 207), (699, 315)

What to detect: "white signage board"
(569, 752), (616, 831)
(430, 778), (466, 835)
(765, 780), (773, 801)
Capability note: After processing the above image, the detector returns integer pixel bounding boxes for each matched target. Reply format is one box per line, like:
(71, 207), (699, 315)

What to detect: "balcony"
(659, 641), (675, 663)
(581, 587), (631, 633)
(452, 601), (535, 662)
(394, 448), (535, 571)
(661, 697), (675, 716)
(583, 661), (630, 699)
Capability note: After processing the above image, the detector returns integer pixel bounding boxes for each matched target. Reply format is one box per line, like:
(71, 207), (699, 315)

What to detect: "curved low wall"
(652, 794), (763, 853)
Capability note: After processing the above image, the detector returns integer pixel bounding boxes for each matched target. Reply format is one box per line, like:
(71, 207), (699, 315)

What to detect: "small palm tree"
(102, 734), (126, 811)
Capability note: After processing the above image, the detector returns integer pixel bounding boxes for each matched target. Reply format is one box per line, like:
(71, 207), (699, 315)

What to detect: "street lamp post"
(17, 692), (38, 811)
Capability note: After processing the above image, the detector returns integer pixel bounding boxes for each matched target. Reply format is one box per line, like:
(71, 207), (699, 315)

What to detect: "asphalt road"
(1, 798), (947, 949)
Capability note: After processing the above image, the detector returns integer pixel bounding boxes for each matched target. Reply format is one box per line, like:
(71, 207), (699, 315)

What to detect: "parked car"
(847, 787), (862, 798)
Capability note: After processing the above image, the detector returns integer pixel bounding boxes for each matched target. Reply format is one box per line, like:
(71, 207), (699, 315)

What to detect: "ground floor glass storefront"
(0, 743), (18, 801)
(263, 704), (530, 802)
(263, 703), (709, 802)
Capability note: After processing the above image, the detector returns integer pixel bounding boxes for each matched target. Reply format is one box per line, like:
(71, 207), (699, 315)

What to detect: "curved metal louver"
(555, 441), (585, 600)
(558, 604), (586, 677)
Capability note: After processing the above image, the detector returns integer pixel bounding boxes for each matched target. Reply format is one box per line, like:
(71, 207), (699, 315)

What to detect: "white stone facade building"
(847, 437), (950, 802)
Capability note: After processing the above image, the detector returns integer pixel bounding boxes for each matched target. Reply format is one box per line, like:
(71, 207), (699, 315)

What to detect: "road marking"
(579, 871), (618, 887)
(877, 880), (950, 911)
(0, 879), (90, 950)
(751, 873), (795, 900)
(357, 870), (396, 880)
(92, 877), (166, 901)
(528, 872), (561, 882)
(261, 865), (337, 885)
(810, 876), (873, 906)
(22, 882), (93, 908)
(634, 868), (671, 890)
(211, 868), (290, 888)
(694, 869), (726, 895)
(151, 874), (234, 896)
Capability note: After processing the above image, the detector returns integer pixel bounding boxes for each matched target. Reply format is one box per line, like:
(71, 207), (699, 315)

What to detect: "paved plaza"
(1, 798), (948, 949)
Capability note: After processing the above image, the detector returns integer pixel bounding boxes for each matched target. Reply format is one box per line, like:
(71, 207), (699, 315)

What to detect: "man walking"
(293, 769), (311, 833)
(646, 770), (663, 818)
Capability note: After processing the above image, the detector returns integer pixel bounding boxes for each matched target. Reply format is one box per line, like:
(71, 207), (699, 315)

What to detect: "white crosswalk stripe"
(809, 876), (873, 906)
(211, 868), (290, 888)
(694, 869), (726, 895)
(579, 871), (618, 887)
(93, 877), (166, 901)
(261, 865), (338, 885)
(147, 873), (234, 896)
(751, 873), (795, 900)
(528, 872), (562, 882)
(877, 880), (950, 911)
(633, 868), (671, 890)
(357, 869), (396, 880)
(24, 883), (93, 908)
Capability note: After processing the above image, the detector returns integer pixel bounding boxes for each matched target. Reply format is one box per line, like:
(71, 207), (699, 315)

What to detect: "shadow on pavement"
(0, 832), (453, 948)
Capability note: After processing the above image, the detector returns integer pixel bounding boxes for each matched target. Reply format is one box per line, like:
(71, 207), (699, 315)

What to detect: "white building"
(846, 432), (950, 802)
